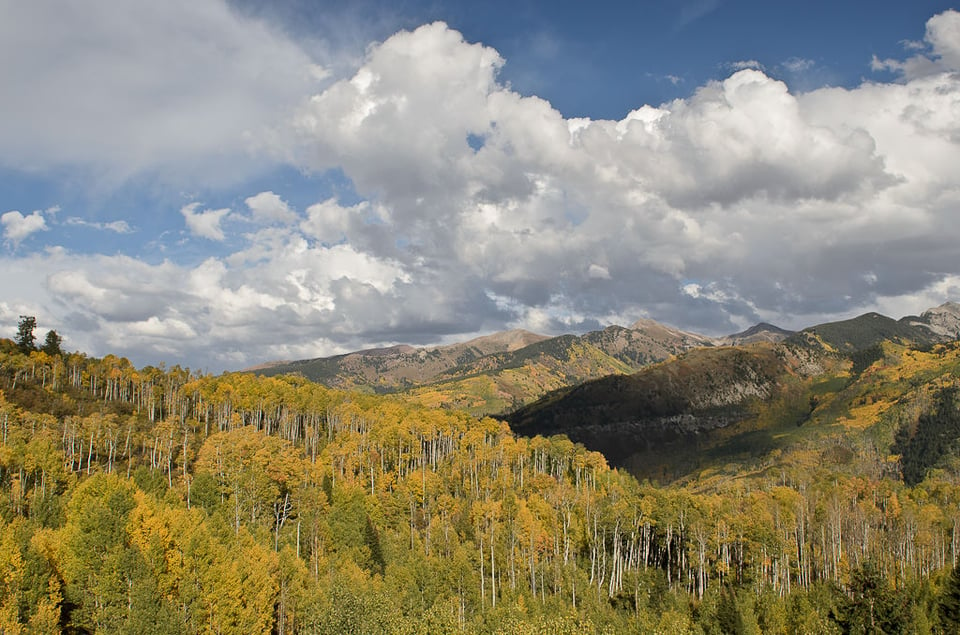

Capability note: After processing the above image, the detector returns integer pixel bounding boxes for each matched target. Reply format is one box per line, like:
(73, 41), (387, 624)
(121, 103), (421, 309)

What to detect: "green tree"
(716, 585), (746, 635)
(938, 564), (960, 631)
(835, 561), (908, 635)
(15, 316), (36, 354)
(39, 331), (61, 357)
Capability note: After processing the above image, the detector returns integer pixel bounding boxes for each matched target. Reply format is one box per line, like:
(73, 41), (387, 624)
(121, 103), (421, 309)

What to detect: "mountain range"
(508, 302), (960, 481)
(252, 316), (784, 412)
(251, 303), (960, 415)
(250, 301), (960, 482)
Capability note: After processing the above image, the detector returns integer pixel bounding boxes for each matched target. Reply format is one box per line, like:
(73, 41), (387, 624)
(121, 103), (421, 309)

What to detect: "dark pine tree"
(939, 564), (960, 631)
(15, 315), (37, 353)
(40, 329), (63, 356)
(835, 560), (908, 634)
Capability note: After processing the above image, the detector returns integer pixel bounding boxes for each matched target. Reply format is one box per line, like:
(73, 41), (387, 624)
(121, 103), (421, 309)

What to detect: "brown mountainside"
(251, 320), (719, 407)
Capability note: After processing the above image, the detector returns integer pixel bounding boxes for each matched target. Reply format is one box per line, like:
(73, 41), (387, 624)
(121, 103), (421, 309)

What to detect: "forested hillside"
(252, 320), (715, 416)
(3, 335), (960, 633)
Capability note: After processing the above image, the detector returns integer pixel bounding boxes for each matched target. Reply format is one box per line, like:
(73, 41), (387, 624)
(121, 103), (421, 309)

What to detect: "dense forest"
(3, 330), (960, 633)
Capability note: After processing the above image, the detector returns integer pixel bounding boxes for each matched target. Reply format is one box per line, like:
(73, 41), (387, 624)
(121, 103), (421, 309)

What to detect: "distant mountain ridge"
(719, 322), (795, 346)
(796, 302), (960, 352)
(252, 329), (550, 392)
(505, 301), (960, 480)
(250, 302), (960, 416)
(250, 319), (719, 411)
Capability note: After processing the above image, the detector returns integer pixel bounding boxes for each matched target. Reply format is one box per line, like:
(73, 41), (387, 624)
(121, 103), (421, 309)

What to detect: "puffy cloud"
(16, 227), (427, 367)
(872, 9), (960, 79)
(2, 210), (49, 247)
(245, 191), (298, 225)
(291, 22), (905, 326)
(300, 198), (372, 245)
(0, 0), (321, 186)
(180, 203), (231, 241)
(285, 17), (960, 343)
(926, 9), (960, 69)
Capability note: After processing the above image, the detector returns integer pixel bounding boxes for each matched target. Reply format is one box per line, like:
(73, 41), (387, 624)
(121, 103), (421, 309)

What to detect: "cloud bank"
(3, 8), (960, 369)
(0, 0), (321, 186)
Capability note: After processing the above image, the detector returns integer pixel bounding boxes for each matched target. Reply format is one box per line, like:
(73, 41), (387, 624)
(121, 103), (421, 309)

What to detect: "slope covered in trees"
(2, 335), (960, 632)
(250, 305), (960, 424)
(252, 320), (716, 416)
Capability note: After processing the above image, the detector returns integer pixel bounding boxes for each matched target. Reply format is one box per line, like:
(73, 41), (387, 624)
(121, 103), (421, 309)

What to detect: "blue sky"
(2, 1), (960, 370)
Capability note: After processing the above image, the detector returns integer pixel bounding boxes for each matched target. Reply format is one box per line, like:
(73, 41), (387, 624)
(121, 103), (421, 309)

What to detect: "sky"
(2, 1), (960, 371)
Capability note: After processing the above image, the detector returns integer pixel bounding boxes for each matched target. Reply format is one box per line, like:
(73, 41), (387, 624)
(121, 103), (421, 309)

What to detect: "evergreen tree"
(15, 315), (36, 353)
(894, 387), (960, 486)
(716, 585), (745, 635)
(40, 330), (62, 356)
(938, 565), (960, 630)
(836, 561), (908, 634)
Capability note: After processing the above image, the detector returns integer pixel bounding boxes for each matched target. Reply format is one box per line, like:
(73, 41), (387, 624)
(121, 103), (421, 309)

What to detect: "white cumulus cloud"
(180, 203), (231, 241)
(872, 9), (960, 79)
(245, 191), (299, 225)
(2, 210), (49, 247)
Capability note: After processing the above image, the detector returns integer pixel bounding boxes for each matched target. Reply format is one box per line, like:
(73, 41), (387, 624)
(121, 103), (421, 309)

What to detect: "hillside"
(253, 329), (549, 391)
(403, 335), (635, 414)
(4, 318), (960, 632)
(795, 302), (960, 353)
(800, 311), (938, 352)
(580, 320), (714, 366)
(251, 307), (960, 423)
(252, 319), (716, 413)
(506, 343), (812, 477)
(507, 306), (960, 482)
(718, 322), (795, 345)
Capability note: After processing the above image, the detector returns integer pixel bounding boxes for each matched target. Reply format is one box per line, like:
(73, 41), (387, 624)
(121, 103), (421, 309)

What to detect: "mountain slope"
(792, 303), (960, 354)
(506, 343), (800, 468)
(252, 320), (714, 410)
(254, 329), (549, 392)
(719, 322), (795, 346)
(798, 312), (938, 352)
(581, 320), (714, 367)
(506, 309), (960, 483)
(404, 336), (635, 414)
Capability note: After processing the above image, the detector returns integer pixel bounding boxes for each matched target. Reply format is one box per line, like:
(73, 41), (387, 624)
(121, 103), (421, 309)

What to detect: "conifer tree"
(15, 315), (36, 353)
(40, 330), (62, 356)
(938, 564), (960, 630)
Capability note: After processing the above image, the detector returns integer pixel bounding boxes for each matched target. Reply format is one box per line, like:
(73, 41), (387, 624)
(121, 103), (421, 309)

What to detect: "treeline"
(2, 343), (960, 632)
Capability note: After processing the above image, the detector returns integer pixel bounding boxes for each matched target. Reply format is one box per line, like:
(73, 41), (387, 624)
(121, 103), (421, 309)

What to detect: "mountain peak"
(721, 322), (794, 346)
(627, 318), (711, 342)
(450, 329), (549, 354)
(909, 302), (960, 339)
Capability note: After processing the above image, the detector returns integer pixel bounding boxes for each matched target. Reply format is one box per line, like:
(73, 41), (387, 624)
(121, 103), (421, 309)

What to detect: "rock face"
(909, 302), (960, 340)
